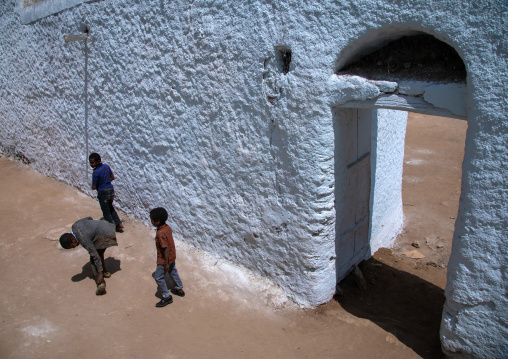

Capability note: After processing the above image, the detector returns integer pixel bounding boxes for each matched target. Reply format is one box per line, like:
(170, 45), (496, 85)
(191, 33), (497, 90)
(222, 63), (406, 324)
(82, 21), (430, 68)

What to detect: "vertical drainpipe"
(84, 33), (89, 184)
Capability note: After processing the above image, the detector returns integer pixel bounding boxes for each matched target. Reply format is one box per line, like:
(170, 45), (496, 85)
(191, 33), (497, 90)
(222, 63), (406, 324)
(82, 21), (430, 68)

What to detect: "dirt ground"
(0, 112), (466, 359)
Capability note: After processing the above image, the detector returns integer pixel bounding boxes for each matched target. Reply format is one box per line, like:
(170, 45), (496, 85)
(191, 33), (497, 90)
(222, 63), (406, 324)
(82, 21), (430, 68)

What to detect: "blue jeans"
(152, 262), (183, 299)
(97, 188), (121, 225)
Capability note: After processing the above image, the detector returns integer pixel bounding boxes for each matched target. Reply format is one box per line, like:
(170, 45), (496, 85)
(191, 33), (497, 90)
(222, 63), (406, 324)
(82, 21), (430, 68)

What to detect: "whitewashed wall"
(370, 109), (407, 254)
(0, 1), (506, 357)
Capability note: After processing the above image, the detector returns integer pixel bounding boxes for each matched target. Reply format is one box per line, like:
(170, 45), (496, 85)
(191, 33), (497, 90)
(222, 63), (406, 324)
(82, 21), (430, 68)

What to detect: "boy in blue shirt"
(89, 153), (124, 233)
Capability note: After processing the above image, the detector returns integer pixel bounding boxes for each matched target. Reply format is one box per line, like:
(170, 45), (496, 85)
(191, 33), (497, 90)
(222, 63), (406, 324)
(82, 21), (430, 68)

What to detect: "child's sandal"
(96, 283), (106, 296)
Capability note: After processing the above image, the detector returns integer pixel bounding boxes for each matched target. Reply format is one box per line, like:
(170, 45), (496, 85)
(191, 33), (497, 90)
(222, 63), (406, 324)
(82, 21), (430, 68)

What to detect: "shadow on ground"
(335, 256), (445, 359)
(71, 257), (122, 282)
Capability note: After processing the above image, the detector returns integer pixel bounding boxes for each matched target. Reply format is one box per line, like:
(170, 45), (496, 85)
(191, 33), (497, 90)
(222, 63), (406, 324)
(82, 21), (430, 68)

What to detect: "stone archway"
(329, 30), (470, 356)
(330, 30), (467, 276)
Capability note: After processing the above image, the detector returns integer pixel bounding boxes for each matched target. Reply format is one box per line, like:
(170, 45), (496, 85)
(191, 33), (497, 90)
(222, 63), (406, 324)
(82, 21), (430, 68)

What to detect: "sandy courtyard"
(0, 113), (466, 359)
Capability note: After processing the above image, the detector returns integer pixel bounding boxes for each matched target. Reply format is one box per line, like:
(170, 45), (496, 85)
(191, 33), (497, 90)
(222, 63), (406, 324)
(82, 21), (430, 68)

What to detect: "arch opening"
(329, 33), (468, 120)
(330, 30), (469, 275)
(329, 29), (469, 357)
(337, 33), (466, 83)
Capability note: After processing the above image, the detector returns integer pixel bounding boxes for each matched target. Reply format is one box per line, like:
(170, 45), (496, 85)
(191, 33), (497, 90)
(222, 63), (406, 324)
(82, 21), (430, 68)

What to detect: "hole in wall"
(276, 46), (292, 74)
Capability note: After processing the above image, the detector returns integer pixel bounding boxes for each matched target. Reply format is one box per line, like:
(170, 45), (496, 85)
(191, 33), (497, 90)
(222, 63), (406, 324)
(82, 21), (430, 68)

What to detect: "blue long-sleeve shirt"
(92, 163), (114, 192)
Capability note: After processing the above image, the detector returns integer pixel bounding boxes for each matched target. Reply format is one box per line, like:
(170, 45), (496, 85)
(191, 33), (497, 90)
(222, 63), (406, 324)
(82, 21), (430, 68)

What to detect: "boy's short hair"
(89, 153), (101, 162)
(59, 233), (75, 249)
(150, 207), (168, 224)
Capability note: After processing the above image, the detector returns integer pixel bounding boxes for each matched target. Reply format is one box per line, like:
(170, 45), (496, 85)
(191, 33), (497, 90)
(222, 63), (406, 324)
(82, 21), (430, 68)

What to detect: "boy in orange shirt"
(150, 207), (185, 307)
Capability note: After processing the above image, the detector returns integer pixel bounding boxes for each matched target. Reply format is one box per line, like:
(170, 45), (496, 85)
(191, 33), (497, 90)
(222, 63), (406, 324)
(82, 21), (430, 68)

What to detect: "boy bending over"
(60, 217), (118, 295)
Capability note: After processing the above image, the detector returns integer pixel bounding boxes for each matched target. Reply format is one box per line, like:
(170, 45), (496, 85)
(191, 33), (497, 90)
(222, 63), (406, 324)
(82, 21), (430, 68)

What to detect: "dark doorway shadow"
(71, 257), (122, 282)
(335, 256), (445, 359)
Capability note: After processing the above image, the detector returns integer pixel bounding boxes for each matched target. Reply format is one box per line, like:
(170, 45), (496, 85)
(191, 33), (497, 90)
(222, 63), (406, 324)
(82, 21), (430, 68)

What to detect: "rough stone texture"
(330, 75), (467, 119)
(328, 75), (381, 105)
(0, 1), (507, 357)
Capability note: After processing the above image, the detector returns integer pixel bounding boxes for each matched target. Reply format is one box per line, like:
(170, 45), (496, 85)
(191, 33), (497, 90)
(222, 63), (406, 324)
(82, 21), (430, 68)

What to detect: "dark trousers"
(97, 188), (121, 225)
(90, 248), (107, 283)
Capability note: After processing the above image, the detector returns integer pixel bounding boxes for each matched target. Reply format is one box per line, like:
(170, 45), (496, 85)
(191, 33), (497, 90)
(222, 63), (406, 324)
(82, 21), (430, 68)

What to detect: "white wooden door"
(334, 108), (372, 274)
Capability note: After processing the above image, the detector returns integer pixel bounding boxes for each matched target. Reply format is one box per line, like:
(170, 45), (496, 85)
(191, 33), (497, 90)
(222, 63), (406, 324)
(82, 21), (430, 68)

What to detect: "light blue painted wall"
(1, 1), (506, 357)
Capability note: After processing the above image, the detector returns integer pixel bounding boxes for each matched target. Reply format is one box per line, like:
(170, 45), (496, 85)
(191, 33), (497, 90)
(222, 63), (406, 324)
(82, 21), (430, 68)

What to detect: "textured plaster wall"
(0, 1), (507, 357)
